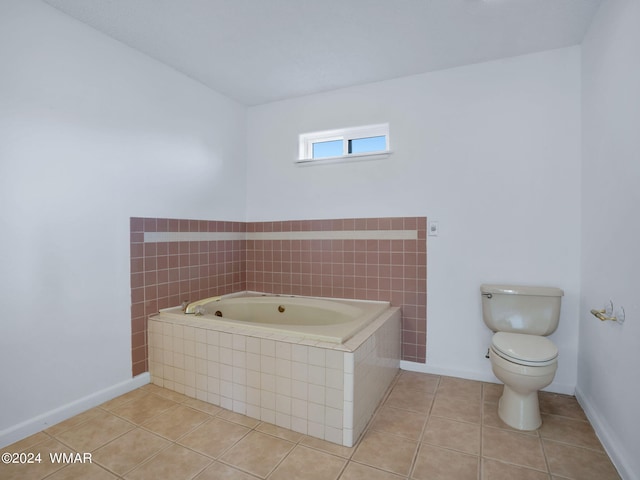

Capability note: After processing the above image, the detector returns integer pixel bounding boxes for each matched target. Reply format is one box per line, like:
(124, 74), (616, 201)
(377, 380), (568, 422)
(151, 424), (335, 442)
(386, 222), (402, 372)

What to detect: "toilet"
(481, 284), (563, 430)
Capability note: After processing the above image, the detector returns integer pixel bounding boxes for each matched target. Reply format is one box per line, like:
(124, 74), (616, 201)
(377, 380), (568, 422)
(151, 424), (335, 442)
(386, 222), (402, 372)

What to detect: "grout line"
(333, 456), (350, 480)
(408, 374), (440, 478)
(479, 383), (486, 479)
(127, 441), (196, 478)
(408, 377), (442, 477)
(188, 461), (216, 480)
(539, 434), (554, 479)
(263, 441), (297, 479)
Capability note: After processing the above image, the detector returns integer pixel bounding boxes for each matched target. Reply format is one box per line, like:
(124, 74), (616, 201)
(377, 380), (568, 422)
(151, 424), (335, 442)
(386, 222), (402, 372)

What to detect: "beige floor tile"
(299, 435), (357, 459)
(54, 410), (135, 452)
(141, 383), (190, 402)
(370, 405), (427, 440)
(539, 414), (603, 450)
(141, 404), (211, 440)
(352, 430), (417, 476)
(256, 422), (304, 443)
(0, 437), (72, 480)
(482, 403), (537, 435)
(538, 392), (588, 421)
(45, 408), (104, 437)
(217, 409), (261, 428)
(543, 439), (620, 480)
(182, 397), (223, 416)
(482, 383), (503, 405)
(422, 416), (480, 455)
(3, 431), (50, 452)
(109, 392), (177, 425)
(394, 372), (440, 394)
(92, 428), (170, 475)
(100, 389), (149, 411)
(3, 375), (622, 480)
(436, 376), (483, 401)
(482, 426), (546, 471)
(44, 462), (118, 480)
(339, 462), (405, 480)
(178, 417), (250, 458)
(481, 458), (550, 480)
(412, 443), (479, 480)
(431, 395), (481, 424)
(384, 388), (434, 414)
(124, 443), (211, 480)
(269, 445), (346, 480)
(193, 460), (257, 479)
(219, 431), (295, 478)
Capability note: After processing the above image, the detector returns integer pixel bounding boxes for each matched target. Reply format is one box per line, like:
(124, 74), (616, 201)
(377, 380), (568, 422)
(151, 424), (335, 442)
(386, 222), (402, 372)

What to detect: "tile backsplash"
(131, 217), (426, 376)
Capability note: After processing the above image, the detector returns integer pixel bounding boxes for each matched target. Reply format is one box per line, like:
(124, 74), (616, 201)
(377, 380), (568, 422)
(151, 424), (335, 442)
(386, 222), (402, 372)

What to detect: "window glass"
(312, 139), (343, 159)
(348, 135), (386, 154)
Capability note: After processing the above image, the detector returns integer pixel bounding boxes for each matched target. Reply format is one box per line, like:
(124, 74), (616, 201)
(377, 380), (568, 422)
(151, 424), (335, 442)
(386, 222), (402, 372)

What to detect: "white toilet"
(481, 284), (564, 430)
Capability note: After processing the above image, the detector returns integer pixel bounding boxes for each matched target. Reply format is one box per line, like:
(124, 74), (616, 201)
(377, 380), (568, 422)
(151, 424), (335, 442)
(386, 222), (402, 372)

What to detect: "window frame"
(297, 123), (390, 165)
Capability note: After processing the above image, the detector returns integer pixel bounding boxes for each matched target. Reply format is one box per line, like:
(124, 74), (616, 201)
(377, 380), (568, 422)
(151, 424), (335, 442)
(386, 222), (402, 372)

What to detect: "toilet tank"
(480, 284), (564, 336)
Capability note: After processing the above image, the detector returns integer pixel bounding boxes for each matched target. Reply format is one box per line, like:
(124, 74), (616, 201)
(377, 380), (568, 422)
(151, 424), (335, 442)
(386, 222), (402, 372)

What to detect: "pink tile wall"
(130, 216), (426, 375)
(246, 217), (427, 362)
(130, 217), (247, 376)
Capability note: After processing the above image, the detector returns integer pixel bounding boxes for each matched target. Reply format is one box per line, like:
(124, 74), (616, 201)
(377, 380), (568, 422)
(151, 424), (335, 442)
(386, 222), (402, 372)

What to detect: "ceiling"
(42, 0), (602, 106)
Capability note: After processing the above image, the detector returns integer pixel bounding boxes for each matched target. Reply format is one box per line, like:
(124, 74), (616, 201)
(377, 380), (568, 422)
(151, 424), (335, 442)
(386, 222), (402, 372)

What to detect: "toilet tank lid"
(481, 284), (564, 297)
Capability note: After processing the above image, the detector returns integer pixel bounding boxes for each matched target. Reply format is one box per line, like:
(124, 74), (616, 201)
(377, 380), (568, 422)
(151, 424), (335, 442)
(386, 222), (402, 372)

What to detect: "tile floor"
(1, 371), (620, 480)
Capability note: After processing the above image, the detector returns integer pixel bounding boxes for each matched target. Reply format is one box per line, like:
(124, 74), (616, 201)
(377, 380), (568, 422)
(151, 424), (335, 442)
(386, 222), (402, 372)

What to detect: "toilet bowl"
(489, 332), (558, 430)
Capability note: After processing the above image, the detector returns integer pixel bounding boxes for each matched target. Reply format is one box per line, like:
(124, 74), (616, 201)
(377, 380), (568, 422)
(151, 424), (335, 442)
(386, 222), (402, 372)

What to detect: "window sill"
(295, 150), (392, 166)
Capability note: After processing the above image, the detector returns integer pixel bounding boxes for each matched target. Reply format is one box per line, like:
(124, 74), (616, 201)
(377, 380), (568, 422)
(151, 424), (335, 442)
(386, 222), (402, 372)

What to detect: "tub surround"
(131, 216), (427, 376)
(148, 297), (401, 446)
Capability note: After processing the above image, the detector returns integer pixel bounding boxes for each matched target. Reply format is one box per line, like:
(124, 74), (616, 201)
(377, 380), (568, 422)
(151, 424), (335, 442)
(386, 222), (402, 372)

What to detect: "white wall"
(246, 47), (582, 393)
(579, 1), (640, 478)
(0, 0), (246, 445)
(7, 0), (621, 464)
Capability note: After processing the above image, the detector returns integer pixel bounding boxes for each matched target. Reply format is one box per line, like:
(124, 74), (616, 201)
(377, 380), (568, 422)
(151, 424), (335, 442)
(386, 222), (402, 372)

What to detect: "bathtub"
(148, 292), (401, 446)
(158, 294), (390, 343)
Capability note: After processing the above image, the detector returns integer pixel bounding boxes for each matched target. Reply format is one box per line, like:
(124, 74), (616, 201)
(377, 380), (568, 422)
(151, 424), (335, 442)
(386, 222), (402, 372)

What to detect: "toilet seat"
(491, 332), (558, 367)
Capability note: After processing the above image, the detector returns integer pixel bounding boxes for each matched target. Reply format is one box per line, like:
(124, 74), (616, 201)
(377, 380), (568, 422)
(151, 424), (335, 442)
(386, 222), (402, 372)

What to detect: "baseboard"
(400, 361), (575, 395)
(0, 373), (150, 449)
(575, 387), (636, 480)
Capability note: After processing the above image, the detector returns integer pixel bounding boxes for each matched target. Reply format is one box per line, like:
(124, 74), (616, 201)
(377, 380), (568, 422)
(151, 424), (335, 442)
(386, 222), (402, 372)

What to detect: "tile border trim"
(144, 230), (418, 243)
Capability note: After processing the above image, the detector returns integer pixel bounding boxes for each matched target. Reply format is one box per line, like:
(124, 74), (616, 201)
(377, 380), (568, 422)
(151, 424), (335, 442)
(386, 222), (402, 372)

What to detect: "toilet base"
(498, 385), (541, 431)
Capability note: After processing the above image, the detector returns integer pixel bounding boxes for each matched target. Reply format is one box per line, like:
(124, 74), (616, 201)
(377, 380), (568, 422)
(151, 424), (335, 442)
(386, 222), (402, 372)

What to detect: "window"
(297, 123), (390, 164)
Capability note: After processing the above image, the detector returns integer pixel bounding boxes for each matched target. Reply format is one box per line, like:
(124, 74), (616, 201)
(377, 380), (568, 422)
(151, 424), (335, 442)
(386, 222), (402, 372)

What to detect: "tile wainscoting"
(131, 217), (426, 376)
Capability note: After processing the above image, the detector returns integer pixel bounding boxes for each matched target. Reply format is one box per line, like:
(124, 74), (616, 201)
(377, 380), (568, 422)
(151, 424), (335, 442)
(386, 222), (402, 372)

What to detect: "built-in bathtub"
(163, 294), (391, 343)
(148, 292), (401, 447)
